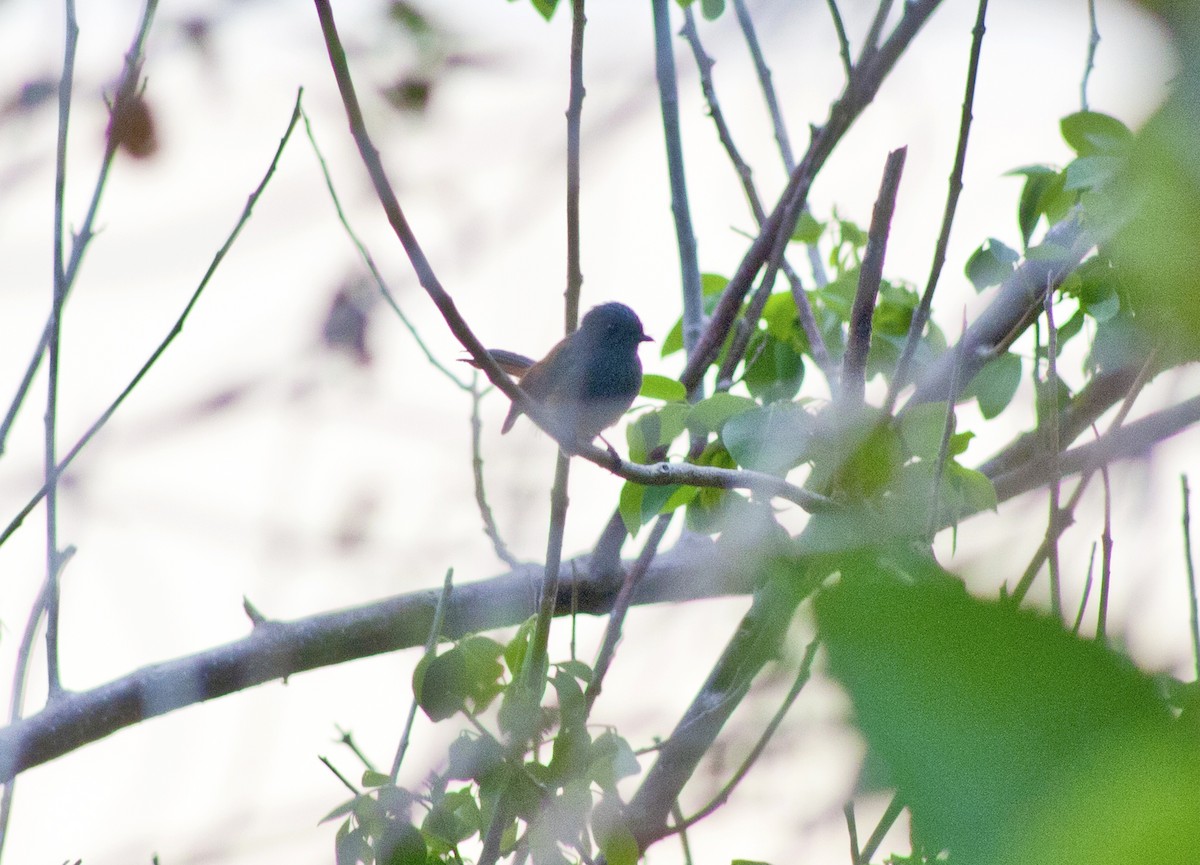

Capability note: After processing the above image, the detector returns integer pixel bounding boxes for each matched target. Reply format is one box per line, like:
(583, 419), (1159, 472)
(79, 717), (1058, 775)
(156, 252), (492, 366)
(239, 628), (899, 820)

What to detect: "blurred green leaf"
(1060, 110), (1132, 156)
(700, 0), (725, 18)
(897, 402), (951, 461)
(791, 210), (824, 244)
(743, 334), (805, 402)
(722, 402), (812, 475)
(686, 393), (757, 436)
(818, 571), (1171, 864)
(965, 238), (1020, 291)
(640, 374), (687, 402)
(962, 353), (1022, 419)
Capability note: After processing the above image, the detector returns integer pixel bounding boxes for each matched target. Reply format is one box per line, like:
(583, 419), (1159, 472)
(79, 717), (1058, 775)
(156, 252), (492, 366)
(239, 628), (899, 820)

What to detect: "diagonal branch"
(840, 146), (906, 406)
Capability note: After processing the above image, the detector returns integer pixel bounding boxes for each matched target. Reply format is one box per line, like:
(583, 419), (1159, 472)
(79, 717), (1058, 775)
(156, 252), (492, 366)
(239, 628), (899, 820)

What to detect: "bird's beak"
(640, 334), (654, 343)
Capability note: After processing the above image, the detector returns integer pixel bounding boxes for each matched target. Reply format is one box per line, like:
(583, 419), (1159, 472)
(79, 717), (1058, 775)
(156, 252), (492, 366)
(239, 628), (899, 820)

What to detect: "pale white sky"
(0, 0), (1188, 863)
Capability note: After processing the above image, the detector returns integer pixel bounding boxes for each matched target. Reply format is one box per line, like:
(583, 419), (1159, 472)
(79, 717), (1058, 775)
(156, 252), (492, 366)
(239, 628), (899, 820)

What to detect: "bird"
(465, 302), (652, 451)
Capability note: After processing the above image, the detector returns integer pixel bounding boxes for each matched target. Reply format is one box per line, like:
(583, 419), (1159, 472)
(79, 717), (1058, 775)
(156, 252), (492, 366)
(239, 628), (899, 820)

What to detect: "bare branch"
(841, 146), (907, 405)
(652, 0), (704, 363)
(887, 0), (988, 412)
(1, 92), (307, 552)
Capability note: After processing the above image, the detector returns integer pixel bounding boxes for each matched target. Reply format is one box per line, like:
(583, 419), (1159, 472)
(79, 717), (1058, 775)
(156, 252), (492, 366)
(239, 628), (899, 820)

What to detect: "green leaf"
(1064, 154), (1122, 192)
(963, 352), (1022, 419)
(597, 822), (639, 865)
(1008, 165), (1068, 247)
(702, 272), (729, 295)
(589, 732), (640, 791)
(556, 659), (592, 683)
(423, 788), (481, 847)
(528, 0), (559, 21)
(699, 0), (725, 18)
(743, 334), (805, 402)
(791, 210), (824, 244)
(619, 481), (645, 535)
(362, 770), (391, 788)
(503, 616), (536, 679)
(639, 374), (687, 402)
(661, 318), (684, 357)
(447, 733), (504, 782)
(378, 821), (427, 865)
(1060, 110), (1132, 156)
(945, 462), (997, 514)
(686, 393), (758, 436)
(721, 402), (811, 475)
(898, 402), (952, 461)
(415, 648), (469, 721)
(965, 238), (1020, 291)
(817, 571), (1171, 865)
(547, 722), (591, 784)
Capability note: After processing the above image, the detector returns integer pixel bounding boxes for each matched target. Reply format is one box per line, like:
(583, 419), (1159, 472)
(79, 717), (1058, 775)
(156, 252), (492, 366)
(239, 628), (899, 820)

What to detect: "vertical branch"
(651, 0), (704, 366)
(886, 0), (988, 414)
(564, 0), (586, 331)
(1080, 0), (1100, 111)
(44, 0), (81, 696)
(928, 311), (966, 539)
(1044, 288), (1064, 620)
(1097, 463), (1113, 641)
(525, 0), (589, 696)
(1182, 476), (1200, 682)
(390, 569), (454, 781)
(841, 146), (906, 406)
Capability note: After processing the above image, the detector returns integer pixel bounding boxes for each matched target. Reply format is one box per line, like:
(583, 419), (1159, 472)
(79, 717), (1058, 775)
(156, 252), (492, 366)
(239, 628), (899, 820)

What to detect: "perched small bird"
(466, 302), (652, 449)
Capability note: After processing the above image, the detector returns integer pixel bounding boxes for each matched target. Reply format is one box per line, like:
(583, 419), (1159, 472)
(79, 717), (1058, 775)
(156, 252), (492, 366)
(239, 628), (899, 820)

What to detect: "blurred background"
(0, 0), (1188, 862)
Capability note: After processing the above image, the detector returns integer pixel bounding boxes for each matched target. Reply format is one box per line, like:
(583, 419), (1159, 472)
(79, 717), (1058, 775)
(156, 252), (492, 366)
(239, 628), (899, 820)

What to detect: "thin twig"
(652, 0), (703, 363)
(336, 727), (377, 773)
(1044, 287), (1064, 620)
(1080, 0), (1100, 111)
(319, 756), (361, 796)
(1071, 543), (1096, 635)
(825, 0), (854, 79)
(678, 9), (831, 380)
(669, 638), (820, 833)
(1181, 476), (1200, 682)
(521, 0), (589, 705)
(732, 0), (793, 168)
(44, 0), (81, 697)
(670, 803), (694, 865)
(390, 568), (454, 781)
(584, 513), (673, 711)
(861, 0), (895, 60)
(1097, 463), (1113, 642)
(470, 377), (520, 567)
(841, 147), (906, 405)
(886, 0), (988, 413)
(1005, 354), (1155, 606)
(928, 311), (966, 539)
(300, 106), (469, 390)
(859, 794), (904, 862)
(844, 802), (861, 864)
(0, 0), (159, 458)
(0, 92), (306, 551)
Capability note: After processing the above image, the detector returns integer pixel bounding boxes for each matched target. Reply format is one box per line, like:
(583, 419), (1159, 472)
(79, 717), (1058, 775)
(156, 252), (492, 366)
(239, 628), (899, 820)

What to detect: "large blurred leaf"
(817, 572), (1177, 865)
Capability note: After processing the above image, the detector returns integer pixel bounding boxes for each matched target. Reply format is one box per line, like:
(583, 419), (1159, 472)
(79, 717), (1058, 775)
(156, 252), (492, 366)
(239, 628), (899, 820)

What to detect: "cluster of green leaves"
(329, 620), (641, 865)
(621, 217), (985, 537)
(962, 111), (1142, 427)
